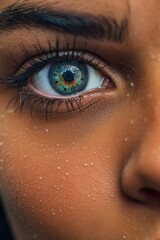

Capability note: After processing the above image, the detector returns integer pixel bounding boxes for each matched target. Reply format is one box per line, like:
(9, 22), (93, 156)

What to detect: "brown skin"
(0, 0), (160, 239)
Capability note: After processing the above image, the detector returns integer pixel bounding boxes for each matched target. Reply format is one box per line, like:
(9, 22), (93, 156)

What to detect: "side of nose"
(122, 120), (160, 206)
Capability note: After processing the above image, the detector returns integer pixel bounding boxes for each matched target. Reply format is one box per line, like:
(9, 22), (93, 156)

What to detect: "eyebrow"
(0, 3), (128, 42)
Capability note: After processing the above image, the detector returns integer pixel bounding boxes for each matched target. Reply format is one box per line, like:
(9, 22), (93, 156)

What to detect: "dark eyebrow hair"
(0, 3), (128, 42)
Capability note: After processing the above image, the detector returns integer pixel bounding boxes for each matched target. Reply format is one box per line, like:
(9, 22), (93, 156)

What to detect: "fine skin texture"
(0, 0), (160, 240)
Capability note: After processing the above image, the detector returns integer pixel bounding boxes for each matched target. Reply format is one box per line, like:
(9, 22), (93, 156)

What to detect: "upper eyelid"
(0, 49), (111, 89)
(16, 49), (110, 75)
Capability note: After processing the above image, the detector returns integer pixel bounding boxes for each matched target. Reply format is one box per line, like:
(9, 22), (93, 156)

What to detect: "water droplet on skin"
(65, 172), (69, 176)
(83, 146), (87, 150)
(129, 119), (134, 125)
(98, 146), (102, 150)
(57, 166), (61, 170)
(65, 159), (69, 163)
(93, 151), (96, 154)
(56, 143), (60, 147)
(7, 109), (14, 114)
(0, 159), (4, 163)
(33, 233), (38, 239)
(110, 194), (114, 198)
(84, 163), (89, 167)
(101, 191), (104, 195)
(59, 209), (62, 213)
(123, 236), (126, 239)
(24, 155), (28, 158)
(124, 137), (129, 142)
(130, 82), (134, 87)
(0, 142), (3, 146)
(90, 162), (94, 166)
(38, 176), (43, 180)
(92, 197), (96, 201)
(45, 128), (49, 132)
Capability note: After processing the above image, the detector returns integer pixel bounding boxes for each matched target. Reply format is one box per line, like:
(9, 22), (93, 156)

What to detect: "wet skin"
(0, 0), (160, 239)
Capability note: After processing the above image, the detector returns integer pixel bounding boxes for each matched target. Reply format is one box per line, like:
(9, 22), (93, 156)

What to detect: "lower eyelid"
(9, 87), (117, 118)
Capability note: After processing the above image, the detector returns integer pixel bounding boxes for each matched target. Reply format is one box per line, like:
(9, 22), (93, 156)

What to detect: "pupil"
(63, 70), (75, 82)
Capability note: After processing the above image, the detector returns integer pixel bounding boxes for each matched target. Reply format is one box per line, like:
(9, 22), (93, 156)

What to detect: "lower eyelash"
(7, 86), (84, 120)
(6, 86), (103, 120)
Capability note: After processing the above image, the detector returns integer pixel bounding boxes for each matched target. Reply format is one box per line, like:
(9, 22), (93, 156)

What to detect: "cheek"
(0, 96), (145, 239)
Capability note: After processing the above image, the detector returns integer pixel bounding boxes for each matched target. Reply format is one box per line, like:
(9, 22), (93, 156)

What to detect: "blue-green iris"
(49, 61), (88, 95)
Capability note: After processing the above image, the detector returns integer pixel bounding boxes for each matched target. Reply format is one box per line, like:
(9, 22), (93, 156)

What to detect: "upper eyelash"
(0, 40), (108, 89)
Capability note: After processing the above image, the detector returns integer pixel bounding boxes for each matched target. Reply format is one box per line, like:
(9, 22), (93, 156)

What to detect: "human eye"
(0, 39), (124, 120)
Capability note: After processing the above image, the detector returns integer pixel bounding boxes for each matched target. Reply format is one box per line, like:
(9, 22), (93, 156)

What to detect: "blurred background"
(0, 197), (14, 240)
